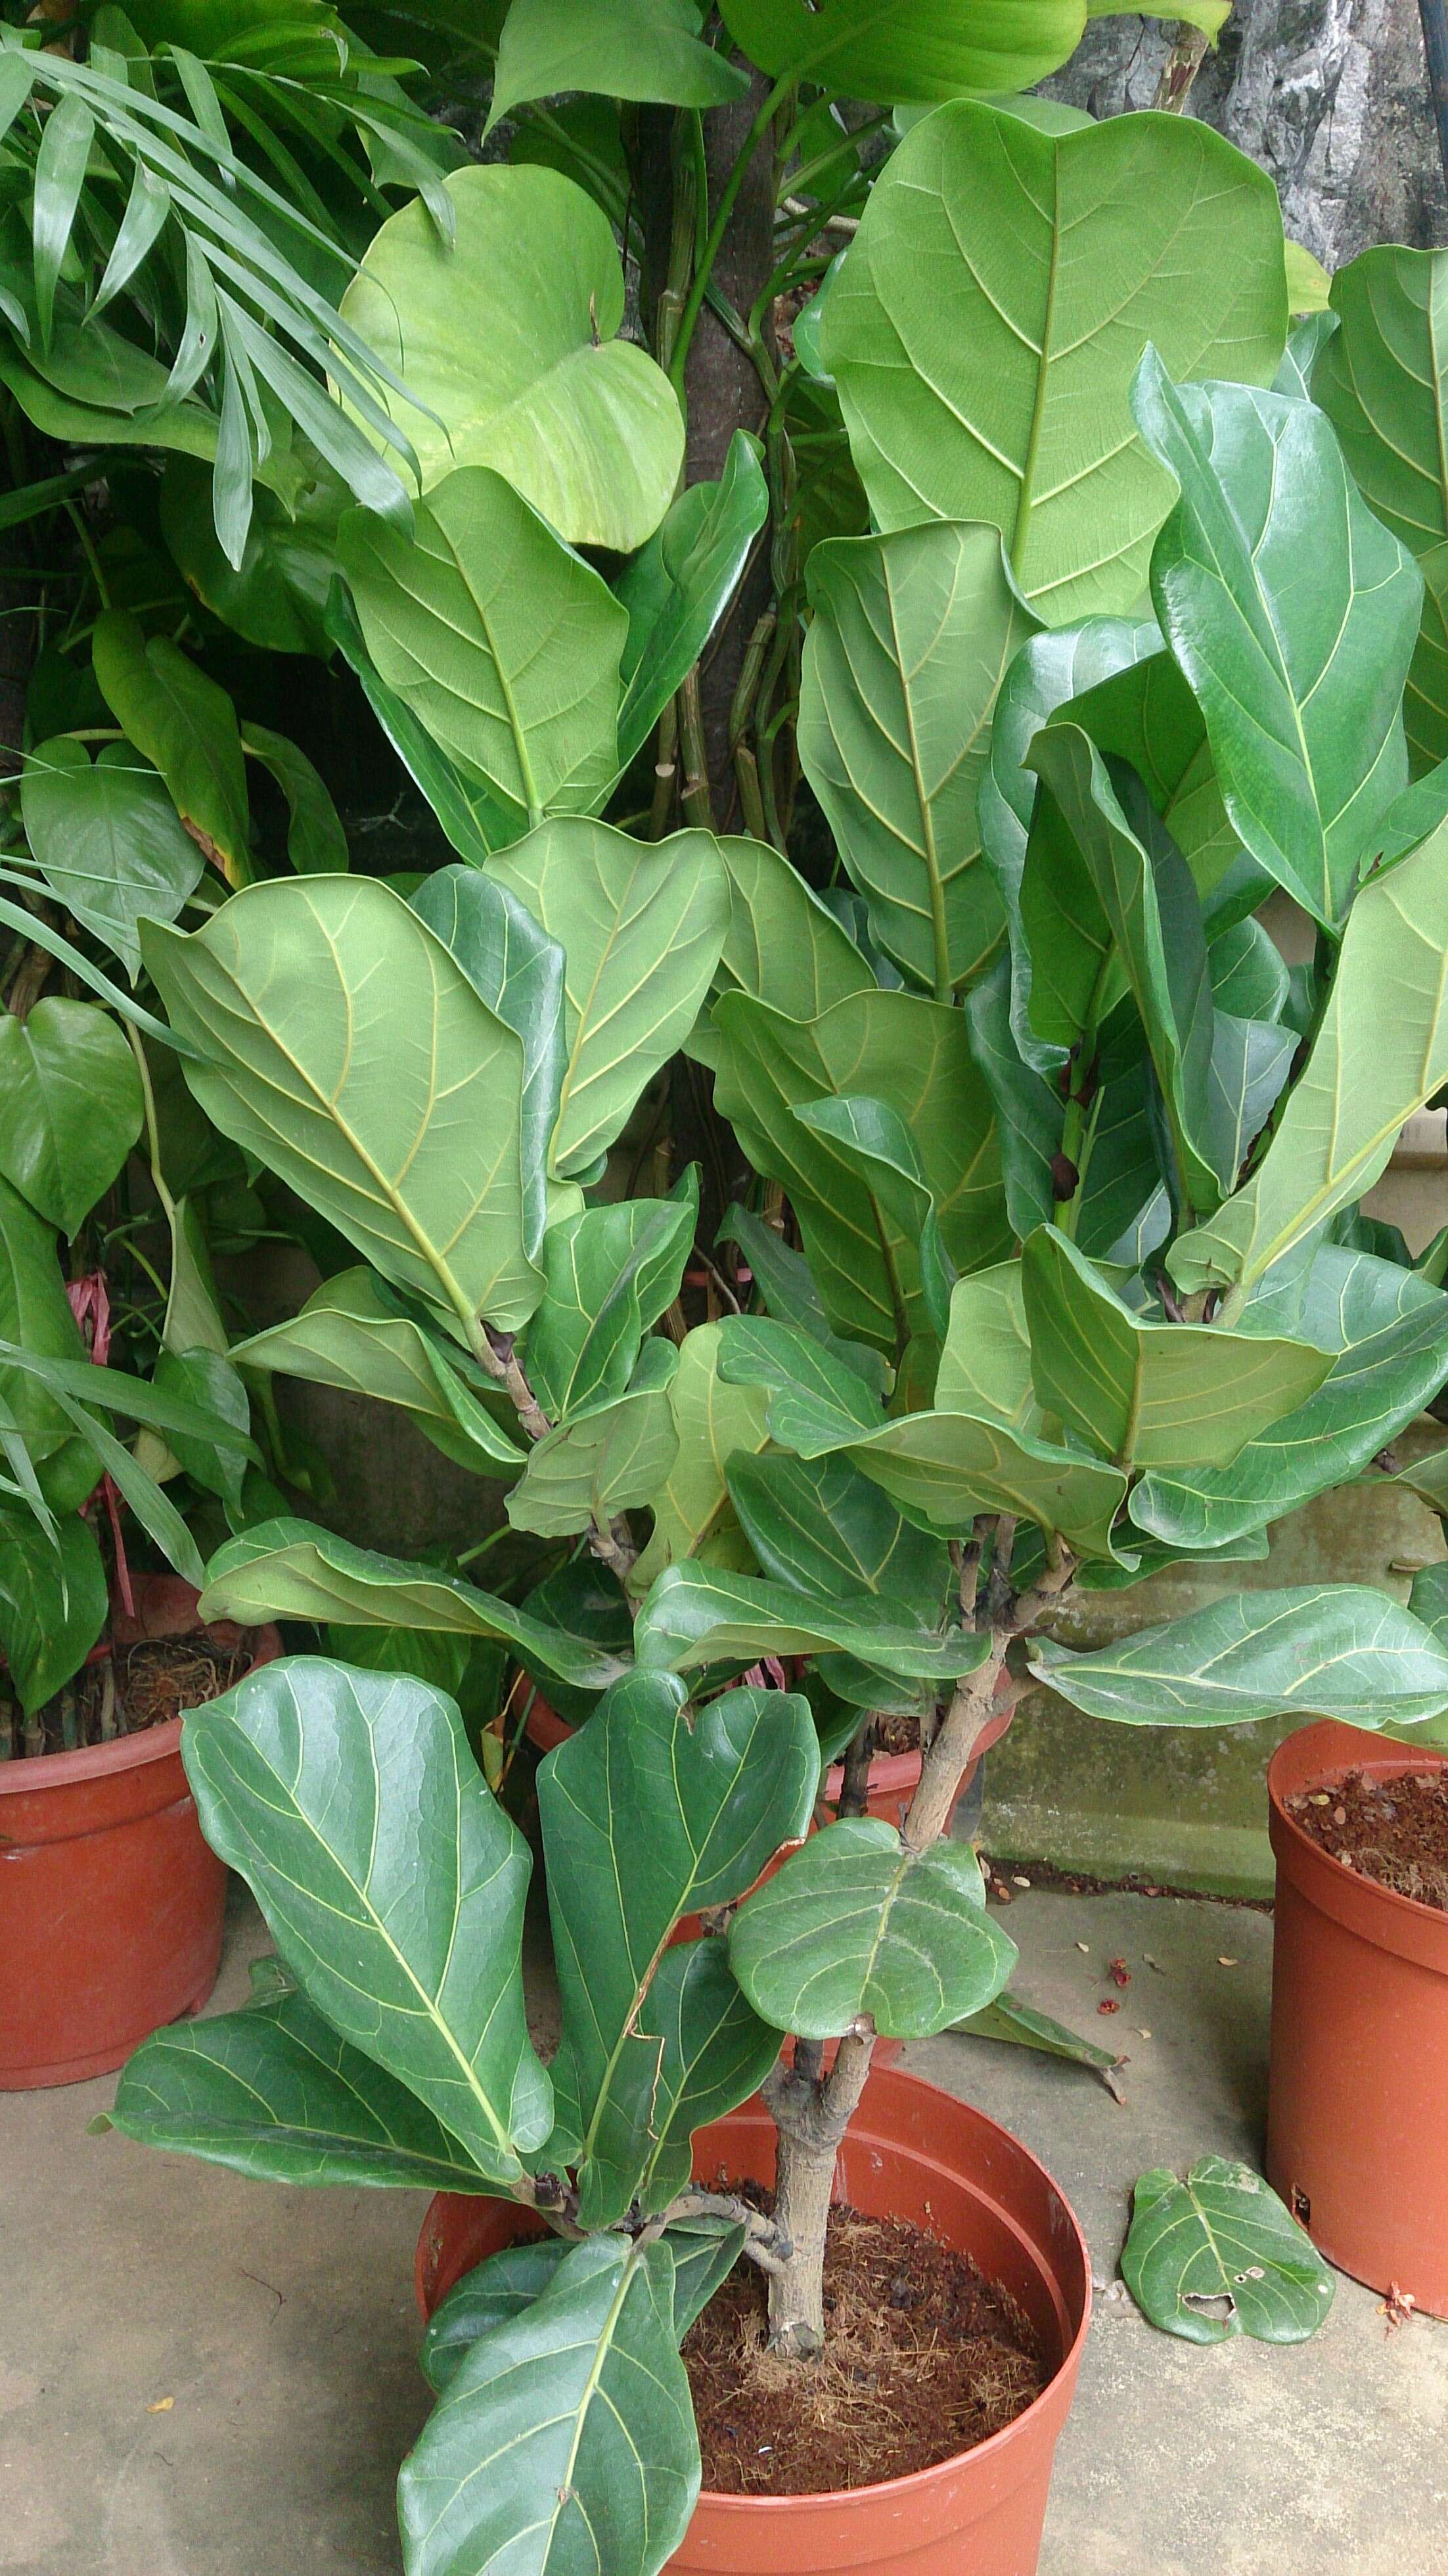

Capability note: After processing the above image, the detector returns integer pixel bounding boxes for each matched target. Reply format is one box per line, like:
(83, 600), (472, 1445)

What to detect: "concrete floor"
(5, 1877), (1446, 2576)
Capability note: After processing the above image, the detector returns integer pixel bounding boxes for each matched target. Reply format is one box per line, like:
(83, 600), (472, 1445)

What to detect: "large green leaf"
(1313, 246), (1448, 560)
(108, 1989), (501, 2192)
(523, 1185), (696, 1421)
(507, 1339), (681, 1539)
(0, 999), (143, 1237)
(711, 988), (1007, 1352)
(491, 0), (745, 123)
(722, 0), (1088, 97)
(324, 581), (510, 866)
(239, 724), (348, 878)
(976, 617), (1159, 1072)
(774, 1402), (1129, 1560)
(489, 822), (729, 1181)
(420, 2219), (744, 2395)
(629, 1321), (771, 1594)
(338, 471), (627, 836)
(539, 1669), (817, 2224)
(1062, 648), (1259, 925)
(825, 103), (1286, 622)
(91, 609), (250, 881)
(715, 1206), (891, 1397)
(1033, 1586), (1448, 1726)
(728, 1448), (951, 1618)
(0, 1177), (89, 1463)
(1123, 2159), (1334, 2345)
(231, 1272), (524, 1471)
(729, 1819), (1016, 2041)
(1171, 816), (1448, 1297)
(798, 522), (1035, 998)
(142, 875), (540, 1339)
(616, 433), (769, 773)
(197, 1519), (629, 1693)
(1132, 354), (1421, 927)
(1131, 1252), (1448, 1549)
(710, 836), (874, 1025)
(181, 1657), (551, 2187)
(340, 165), (684, 553)
(633, 1562), (993, 1682)
(1021, 1227), (1332, 1472)
(396, 2234), (698, 2576)
(410, 866), (567, 1264)
(162, 446), (346, 657)
(1407, 550), (1448, 773)
(0, 1502), (107, 1713)
(20, 736), (204, 978)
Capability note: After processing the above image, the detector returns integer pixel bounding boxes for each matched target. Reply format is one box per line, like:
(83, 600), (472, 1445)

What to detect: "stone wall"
(1049, 1), (1445, 262)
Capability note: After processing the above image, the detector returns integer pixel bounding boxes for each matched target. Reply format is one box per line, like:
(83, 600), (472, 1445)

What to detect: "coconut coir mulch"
(683, 2201), (1043, 2496)
(18, 1637), (250, 1758)
(1288, 1766), (1448, 1912)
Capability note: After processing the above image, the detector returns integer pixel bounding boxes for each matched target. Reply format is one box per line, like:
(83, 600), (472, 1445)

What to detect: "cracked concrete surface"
(4, 1876), (1445, 2574)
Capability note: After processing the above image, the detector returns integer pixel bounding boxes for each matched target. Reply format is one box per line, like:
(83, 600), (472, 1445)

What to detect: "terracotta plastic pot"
(1267, 1719), (1448, 2318)
(417, 2063), (1090, 2576)
(0, 1575), (281, 2090)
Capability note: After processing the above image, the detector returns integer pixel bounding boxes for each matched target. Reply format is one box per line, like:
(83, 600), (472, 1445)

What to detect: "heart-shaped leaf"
(1033, 1585), (1448, 1726)
(1132, 354), (1420, 927)
(825, 104), (1286, 622)
(1123, 2158), (1334, 2344)
(729, 1818), (1016, 2040)
(108, 1987), (501, 2192)
(92, 609), (250, 881)
(722, 0), (1089, 98)
(143, 875), (540, 1339)
(539, 1669), (817, 2224)
(489, 0), (748, 127)
(0, 998), (143, 1237)
(181, 1657), (553, 2186)
(21, 736), (204, 978)
(340, 165), (684, 553)
(798, 522), (1034, 997)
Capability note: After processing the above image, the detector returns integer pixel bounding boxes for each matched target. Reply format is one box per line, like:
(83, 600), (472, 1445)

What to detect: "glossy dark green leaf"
(713, 1312), (885, 1450)
(729, 1819), (1016, 2041)
(420, 2217), (743, 2399)
(1313, 246), (1448, 559)
(323, 581), (508, 865)
(1033, 1586), (1448, 1726)
(490, 821), (729, 1181)
(616, 431), (769, 772)
(539, 1670), (817, 2224)
(338, 469), (627, 837)
(1123, 2158), (1334, 2345)
(712, 988), (1007, 1352)
(1132, 352), (1420, 927)
(197, 1518), (628, 1693)
(0, 1501), (107, 1713)
(798, 523), (1033, 996)
(633, 1561), (992, 1682)
(1022, 1226), (1331, 1472)
(20, 736), (204, 978)
(715, 1205), (889, 1396)
(1062, 648), (1263, 927)
(143, 875), (540, 1339)
(769, 1398), (1129, 1560)
(108, 1989), (499, 2191)
(238, 723), (348, 875)
(953, 1989), (1125, 2093)
(181, 1656), (553, 2187)
(0, 1178), (89, 1463)
(396, 2234), (698, 2576)
(523, 1183), (696, 1421)
(93, 610), (250, 882)
(728, 1448), (950, 1619)
(1133, 1251), (1448, 1549)
(1407, 542), (1448, 775)
(340, 165), (684, 553)
(410, 866), (567, 1264)
(826, 104), (1286, 621)
(0, 998), (143, 1238)
(162, 448), (346, 656)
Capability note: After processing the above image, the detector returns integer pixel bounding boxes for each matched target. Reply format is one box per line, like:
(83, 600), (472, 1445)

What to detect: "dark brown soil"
(8, 1637), (251, 1759)
(873, 1709), (921, 1759)
(1288, 1765), (1448, 1912)
(683, 2200), (1044, 2497)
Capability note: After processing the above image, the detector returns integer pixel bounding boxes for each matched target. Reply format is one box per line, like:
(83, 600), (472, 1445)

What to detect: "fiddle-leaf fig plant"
(51, 18), (1448, 2572)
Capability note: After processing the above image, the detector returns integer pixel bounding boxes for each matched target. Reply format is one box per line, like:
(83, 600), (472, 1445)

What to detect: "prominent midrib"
(882, 562), (952, 1005)
(1011, 157), (1060, 591)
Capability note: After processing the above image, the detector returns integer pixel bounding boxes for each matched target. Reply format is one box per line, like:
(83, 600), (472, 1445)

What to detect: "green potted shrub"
(14, 0), (1448, 2560)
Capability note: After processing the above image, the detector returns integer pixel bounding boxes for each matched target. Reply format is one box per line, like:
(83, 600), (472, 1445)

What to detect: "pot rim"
(418, 2065), (1092, 2515)
(0, 1600), (281, 1795)
(823, 1697), (1014, 1795)
(1268, 1718), (1448, 1933)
